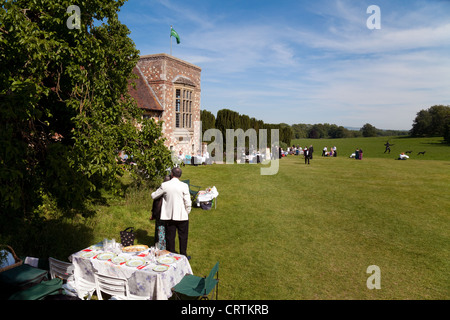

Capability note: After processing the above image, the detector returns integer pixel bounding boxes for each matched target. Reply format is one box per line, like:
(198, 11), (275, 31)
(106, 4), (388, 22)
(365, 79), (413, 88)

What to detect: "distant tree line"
(292, 123), (408, 139)
(201, 109), (293, 146)
(410, 105), (450, 143)
(201, 109), (409, 145)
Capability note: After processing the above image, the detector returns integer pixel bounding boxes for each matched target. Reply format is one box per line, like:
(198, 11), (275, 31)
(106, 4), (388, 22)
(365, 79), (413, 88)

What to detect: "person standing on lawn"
(304, 146), (310, 164)
(151, 167), (192, 259)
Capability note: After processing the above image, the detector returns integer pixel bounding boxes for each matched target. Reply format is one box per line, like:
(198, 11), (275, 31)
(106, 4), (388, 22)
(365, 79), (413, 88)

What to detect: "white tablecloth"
(196, 186), (219, 206)
(70, 248), (193, 300)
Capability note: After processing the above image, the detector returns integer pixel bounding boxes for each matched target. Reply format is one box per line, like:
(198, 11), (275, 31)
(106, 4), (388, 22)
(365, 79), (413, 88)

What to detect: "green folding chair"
(172, 262), (219, 300)
(8, 278), (63, 300)
(181, 179), (202, 202)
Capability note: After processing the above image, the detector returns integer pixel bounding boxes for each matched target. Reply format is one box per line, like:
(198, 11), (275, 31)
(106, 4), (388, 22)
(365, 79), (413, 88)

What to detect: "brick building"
(128, 53), (202, 156)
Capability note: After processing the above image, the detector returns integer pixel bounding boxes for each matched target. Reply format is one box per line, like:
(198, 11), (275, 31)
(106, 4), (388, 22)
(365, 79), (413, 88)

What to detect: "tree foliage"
(410, 105), (450, 139)
(209, 108), (291, 146)
(200, 109), (215, 135)
(361, 123), (378, 137)
(0, 0), (172, 222)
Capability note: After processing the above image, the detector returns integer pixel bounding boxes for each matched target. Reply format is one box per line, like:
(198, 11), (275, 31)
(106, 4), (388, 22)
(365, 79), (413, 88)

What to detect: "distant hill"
(345, 126), (409, 134)
(344, 126), (361, 131)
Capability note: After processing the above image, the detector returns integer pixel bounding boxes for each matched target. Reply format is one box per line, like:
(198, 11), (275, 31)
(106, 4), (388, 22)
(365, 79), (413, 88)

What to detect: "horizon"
(118, 0), (450, 131)
(201, 107), (411, 132)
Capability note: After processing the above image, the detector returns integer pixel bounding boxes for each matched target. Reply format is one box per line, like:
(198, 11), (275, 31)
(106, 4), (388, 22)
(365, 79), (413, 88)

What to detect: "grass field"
(290, 135), (450, 161)
(180, 150), (450, 299)
(5, 136), (449, 300)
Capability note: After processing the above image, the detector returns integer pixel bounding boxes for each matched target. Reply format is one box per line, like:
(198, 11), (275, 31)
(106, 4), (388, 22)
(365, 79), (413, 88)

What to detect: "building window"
(175, 88), (193, 129)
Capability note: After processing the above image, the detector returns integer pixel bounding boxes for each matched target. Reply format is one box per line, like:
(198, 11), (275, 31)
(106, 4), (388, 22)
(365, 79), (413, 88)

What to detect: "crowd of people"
(278, 144), (339, 160)
(176, 149), (212, 166)
(322, 146), (337, 157)
(275, 144), (316, 165)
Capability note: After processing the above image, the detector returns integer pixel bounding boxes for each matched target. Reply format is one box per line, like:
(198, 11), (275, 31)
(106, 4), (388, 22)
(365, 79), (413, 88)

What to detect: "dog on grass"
(417, 151), (426, 155)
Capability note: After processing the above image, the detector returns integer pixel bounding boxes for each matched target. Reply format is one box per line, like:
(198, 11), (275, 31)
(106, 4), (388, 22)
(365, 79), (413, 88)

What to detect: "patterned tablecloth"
(69, 246), (193, 300)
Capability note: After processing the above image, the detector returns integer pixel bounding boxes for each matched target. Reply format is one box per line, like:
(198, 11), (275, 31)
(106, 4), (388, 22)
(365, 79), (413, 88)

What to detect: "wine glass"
(155, 242), (161, 259)
(102, 238), (108, 251)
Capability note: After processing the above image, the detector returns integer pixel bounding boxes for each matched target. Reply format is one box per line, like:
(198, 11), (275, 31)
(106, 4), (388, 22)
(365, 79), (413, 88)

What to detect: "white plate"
(153, 265), (169, 272)
(126, 258), (146, 267)
(89, 243), (103, 250)
(80, 251), (96, 258)
(97, 252), (116, 260)
(111, 256), (127, 264)
(157, 256), (176, 265)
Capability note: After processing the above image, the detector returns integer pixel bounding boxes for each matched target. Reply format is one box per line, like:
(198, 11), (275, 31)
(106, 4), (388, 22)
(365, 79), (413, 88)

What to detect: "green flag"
(170, 27), (180, 44)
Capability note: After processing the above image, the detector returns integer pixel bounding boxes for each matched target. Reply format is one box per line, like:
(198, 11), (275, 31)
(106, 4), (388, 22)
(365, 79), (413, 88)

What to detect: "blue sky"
(117, 0), (450, 130)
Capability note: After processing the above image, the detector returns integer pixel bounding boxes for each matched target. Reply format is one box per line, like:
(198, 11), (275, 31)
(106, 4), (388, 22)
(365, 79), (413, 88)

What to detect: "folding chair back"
(204, 262), (219, 299)
(181, 179), (202, 201)
(49, 257), (74, 281)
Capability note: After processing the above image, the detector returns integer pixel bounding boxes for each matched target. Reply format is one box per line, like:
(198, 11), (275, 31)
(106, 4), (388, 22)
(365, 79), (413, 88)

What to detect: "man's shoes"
(186, 256), (191, 261)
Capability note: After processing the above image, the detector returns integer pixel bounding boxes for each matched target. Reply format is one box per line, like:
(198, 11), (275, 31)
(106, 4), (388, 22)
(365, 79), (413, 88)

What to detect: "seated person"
(398, 153), (409, 160)
(177, 150), (184, 162)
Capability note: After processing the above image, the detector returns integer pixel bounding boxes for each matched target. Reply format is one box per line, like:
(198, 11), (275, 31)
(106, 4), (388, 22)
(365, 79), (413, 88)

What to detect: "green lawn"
(291, 135), (450, 161)
(181, 154), (449, 299)
(4, 136), (449, 300)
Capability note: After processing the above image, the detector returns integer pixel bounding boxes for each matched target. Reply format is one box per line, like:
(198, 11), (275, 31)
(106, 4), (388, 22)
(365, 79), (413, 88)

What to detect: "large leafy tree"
(361, 123), (378, 137)
(0, 0), (172, 222)
(410, 105), (450, 138)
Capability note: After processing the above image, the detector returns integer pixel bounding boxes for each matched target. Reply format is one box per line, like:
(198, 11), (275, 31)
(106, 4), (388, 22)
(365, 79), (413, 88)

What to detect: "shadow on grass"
(1, 216), (95, 264)
(134, 228), (155, 247)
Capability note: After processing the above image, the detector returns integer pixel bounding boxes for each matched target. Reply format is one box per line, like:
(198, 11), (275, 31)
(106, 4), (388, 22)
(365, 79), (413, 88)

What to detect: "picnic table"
(196, 186), (219, 209)
(69, 242), (192, 300)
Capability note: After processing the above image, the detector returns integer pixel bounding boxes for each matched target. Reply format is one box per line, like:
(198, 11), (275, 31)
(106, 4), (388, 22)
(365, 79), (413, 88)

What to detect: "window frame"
(174, 86), (194, 129)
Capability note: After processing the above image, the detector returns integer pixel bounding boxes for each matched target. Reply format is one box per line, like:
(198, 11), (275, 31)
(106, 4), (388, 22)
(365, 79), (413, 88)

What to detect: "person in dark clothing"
(151, 175), (171, 249)
(309, 145), (314, 159)
(384, 141), (393, 153)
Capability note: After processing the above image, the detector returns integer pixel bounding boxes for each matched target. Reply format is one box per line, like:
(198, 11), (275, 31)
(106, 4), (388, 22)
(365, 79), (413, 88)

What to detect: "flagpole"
(170, 25), (172, 56)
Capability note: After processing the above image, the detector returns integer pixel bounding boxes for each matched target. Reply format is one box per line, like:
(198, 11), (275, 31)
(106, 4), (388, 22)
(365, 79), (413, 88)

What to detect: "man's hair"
(171, 167), (182, 178)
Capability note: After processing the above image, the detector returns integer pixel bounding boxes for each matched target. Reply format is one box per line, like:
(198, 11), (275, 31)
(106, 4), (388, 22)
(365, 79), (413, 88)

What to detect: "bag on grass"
(200, 201), (212, 210)
(120, 227), (135, 247)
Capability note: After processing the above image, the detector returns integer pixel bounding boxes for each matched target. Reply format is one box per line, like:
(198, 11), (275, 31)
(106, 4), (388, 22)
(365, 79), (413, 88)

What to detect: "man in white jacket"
(151, 167), (192, 258)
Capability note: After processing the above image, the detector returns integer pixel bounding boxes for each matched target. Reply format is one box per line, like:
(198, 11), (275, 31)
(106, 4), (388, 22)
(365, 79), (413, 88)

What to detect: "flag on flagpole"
(170, 26), (181, 44)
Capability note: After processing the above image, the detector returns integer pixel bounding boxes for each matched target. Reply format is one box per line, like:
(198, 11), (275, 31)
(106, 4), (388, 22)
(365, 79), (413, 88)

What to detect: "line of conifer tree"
(201, 108), (414, 144)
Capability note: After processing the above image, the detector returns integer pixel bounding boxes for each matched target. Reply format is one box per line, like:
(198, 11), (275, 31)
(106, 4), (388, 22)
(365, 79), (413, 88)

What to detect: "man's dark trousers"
(165, 220), (189, 256)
